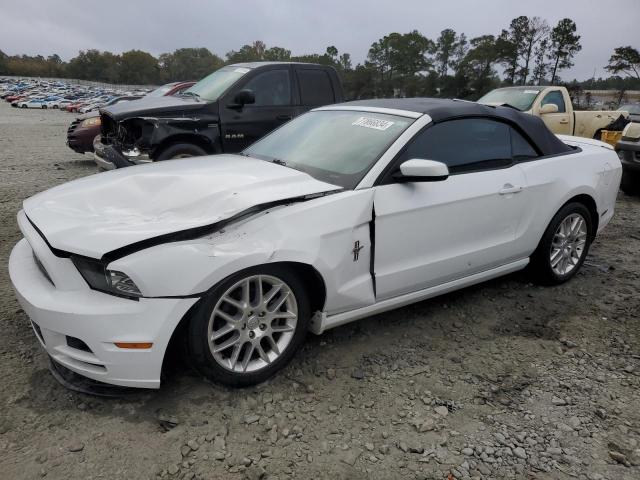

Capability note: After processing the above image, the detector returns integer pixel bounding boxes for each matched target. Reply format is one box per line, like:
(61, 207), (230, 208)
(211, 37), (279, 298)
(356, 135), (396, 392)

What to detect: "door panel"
(373, 167), (527, 300)
(539, 90), (572, 135)
(219, 68), (296, 152)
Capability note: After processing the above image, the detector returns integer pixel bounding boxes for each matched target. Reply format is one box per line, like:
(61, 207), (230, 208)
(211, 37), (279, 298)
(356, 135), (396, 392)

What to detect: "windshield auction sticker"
(352, 117), (395, 131)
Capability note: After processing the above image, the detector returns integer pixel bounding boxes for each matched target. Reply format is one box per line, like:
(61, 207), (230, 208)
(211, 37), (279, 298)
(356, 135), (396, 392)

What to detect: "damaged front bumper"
(9, 237), (198, 389)
(93, 135), (151, 170)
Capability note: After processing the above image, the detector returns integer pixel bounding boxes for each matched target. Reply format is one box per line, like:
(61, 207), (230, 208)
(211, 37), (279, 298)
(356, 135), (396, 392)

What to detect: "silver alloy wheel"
(207, 274), (298, 373)
(550, 213), (587, 276)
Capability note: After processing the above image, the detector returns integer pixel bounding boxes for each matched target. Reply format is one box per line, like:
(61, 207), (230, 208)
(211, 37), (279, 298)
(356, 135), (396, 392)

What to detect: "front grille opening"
(31, 321), (45, 345)
(66, 336), (93, 353)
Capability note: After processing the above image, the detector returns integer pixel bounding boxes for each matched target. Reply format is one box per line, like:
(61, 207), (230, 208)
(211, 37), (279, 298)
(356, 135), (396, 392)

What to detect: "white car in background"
(9, 99), (621, 390)
(17, 98), (47, 108)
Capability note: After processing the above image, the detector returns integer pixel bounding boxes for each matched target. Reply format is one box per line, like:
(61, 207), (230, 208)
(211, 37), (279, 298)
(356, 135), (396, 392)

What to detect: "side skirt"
(311, 258), (529, 334)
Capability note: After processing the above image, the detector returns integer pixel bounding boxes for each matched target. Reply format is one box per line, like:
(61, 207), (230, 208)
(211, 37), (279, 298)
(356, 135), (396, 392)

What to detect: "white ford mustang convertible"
(9, 99), (621, 389)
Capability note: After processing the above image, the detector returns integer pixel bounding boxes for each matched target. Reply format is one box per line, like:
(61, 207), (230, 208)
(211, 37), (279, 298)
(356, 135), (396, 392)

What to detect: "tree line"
(1, 16), (639, 101)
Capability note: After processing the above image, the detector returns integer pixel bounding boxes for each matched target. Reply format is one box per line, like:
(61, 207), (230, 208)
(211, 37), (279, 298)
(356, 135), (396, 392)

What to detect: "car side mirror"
(230, 89), (255, 108)
(393, 159), (449, 183)
(540, 103), (559, 114)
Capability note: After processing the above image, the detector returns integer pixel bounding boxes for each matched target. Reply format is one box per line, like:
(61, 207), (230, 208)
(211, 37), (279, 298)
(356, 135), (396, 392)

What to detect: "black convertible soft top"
(338, 98), (574, 156)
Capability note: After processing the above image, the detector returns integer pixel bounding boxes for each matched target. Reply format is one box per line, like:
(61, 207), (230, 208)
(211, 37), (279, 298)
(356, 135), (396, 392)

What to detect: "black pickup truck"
(95, 62), (344, 169)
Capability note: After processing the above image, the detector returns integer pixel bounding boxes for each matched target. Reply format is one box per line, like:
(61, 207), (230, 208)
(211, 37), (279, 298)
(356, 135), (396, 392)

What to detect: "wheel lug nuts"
(249, 331), (255, 339)
(260, 324), (266, 330)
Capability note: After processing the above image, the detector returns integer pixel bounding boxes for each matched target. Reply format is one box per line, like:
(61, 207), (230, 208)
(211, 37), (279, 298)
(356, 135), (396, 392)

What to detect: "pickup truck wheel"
(187, 266), (310, 387)
(156, 143), (207, 160)
(529, 202), (593, 285)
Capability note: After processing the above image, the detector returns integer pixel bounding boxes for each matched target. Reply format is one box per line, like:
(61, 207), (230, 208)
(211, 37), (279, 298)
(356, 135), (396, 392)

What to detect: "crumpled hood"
(101, 95), (205, 120)
(23, 155), (341, 259)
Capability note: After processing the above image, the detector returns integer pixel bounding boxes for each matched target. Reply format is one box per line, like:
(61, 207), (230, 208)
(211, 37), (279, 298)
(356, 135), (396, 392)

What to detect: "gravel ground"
(1, 100), (639, 480)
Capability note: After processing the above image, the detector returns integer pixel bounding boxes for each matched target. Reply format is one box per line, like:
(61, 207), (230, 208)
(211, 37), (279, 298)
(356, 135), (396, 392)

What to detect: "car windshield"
(477, 87), (542, 111)
(244, 110), (414, 189)
(619, 104), (640, 114)
(184, 66), (251, 102)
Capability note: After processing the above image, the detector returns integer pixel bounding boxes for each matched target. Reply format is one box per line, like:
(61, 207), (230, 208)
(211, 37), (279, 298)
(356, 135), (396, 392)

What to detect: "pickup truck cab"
(478, 86), (629, 140)
(95, 62), (344, 169)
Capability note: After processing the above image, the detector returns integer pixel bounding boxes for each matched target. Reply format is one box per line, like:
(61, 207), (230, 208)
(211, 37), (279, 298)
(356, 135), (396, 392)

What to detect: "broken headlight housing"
(71, 256), (142, 299)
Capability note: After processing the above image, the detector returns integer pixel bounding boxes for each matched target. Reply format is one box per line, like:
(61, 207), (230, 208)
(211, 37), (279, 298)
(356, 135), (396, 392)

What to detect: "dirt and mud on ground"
(0, 101), (639, 480)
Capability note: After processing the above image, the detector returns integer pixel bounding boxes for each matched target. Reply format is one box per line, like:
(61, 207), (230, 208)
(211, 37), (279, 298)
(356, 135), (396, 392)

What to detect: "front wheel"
(156, 143), (207, 160)
(41, 105), (47, 109)
(529, 202), (593, 285)
(187, 266), (310, 387)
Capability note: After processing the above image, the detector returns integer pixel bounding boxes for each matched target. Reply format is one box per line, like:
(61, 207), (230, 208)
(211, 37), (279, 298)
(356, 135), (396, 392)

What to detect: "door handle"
(499, 184), (524, 195)
(559, 118), (569, 124)
(276, 114), (292, 121)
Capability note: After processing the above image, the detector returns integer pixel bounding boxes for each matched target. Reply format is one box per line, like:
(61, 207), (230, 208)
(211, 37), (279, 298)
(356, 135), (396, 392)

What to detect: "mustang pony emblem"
(352, 240), (364, 261)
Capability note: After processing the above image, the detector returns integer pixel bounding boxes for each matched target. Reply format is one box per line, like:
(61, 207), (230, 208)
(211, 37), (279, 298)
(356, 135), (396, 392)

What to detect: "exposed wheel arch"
(152, 134), (220, 160)
(562, 194), (599, 241)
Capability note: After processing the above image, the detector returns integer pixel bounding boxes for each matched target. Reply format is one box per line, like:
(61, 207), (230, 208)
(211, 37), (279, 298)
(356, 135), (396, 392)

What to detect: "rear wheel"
(187, 266), (310, 387)
(21, 104), (27, 109)
(529, 202), (593, 285)
(156, 143), (207, 160)
(41, 105), (47, 109)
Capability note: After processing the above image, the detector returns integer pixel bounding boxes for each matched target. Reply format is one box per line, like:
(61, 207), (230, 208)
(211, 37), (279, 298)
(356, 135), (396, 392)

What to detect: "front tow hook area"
(103, 145), (137, 169)
(48, 357), (140, 398)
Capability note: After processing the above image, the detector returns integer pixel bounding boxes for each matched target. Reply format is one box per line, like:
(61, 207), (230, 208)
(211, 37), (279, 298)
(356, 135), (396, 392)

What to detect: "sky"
(1, 0), (639, 81)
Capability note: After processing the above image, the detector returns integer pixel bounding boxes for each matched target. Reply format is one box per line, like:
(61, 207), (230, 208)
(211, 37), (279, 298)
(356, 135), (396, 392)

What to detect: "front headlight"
(71, 256), (142, 298)
(80, 117), (101, 128)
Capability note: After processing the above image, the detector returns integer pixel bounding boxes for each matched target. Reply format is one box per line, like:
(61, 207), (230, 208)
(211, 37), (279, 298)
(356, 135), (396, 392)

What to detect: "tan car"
(478, 86), (629, 140)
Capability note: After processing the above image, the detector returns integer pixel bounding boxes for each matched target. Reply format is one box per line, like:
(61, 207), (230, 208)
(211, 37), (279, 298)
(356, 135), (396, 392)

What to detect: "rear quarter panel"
(515, 138), (621, 257)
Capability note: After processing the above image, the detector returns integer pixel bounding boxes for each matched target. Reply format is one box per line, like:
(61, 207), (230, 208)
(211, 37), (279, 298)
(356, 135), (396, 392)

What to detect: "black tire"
(620, 171), (640, 195)
(41, 105), (47, 109)
(156, 143), (207, 161)
(529, 202), (593, 285)
(21, 104), (27, 109)
(187, 265), (310, 387)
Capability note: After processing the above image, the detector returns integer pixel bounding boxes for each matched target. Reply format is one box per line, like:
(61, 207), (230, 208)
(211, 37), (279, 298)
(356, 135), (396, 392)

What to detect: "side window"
(242, 70), (291, 106)
(296, 69), (335, 106)
(540, 91), (566, 113)
(510, 128), (538, 160)
(398, 118), (512, 173)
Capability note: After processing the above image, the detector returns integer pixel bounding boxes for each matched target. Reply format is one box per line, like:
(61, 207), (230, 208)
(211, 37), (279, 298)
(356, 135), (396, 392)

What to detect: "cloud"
(1, 0), (638, 81)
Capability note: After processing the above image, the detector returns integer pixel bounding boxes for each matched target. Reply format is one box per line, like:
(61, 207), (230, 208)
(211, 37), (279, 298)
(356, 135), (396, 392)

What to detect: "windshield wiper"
(271, 159), (287, 166)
